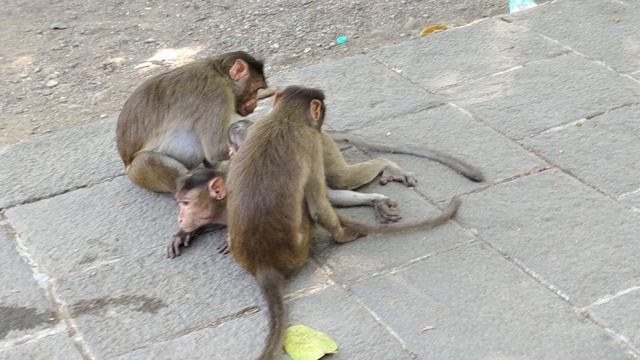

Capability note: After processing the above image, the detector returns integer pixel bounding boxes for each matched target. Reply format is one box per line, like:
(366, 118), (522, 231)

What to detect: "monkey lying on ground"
(226, 86), (460, 359)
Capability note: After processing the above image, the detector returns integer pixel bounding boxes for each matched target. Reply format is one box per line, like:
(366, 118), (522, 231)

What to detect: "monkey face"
(176, 189), (216, 232)
(236, 77), (266, 117)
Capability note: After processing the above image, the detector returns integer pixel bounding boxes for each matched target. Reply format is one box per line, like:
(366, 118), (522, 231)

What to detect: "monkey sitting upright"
(226, 86), (460, 359)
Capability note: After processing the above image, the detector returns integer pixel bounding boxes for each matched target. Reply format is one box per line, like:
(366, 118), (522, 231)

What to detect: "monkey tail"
(342, 196), (461, 234)
(255, 266), (286, 360)
(330, 133), (485, 182)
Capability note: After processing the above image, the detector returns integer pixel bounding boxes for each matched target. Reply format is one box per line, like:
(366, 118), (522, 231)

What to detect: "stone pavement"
(1, 0), (640, 358)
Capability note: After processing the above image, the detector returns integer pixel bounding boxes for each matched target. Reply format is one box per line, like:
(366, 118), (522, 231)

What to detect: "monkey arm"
(326, 187), (401, 223)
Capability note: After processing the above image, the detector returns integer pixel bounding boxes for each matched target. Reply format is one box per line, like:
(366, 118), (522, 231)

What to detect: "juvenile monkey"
(226, 86), (460, 359)
(116, 51), (270, 193)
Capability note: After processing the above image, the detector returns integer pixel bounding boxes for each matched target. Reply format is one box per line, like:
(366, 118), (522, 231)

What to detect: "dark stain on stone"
(0, 306), (55, 340)
(78, 254), (97, 265)
(68, 295), (167, 317)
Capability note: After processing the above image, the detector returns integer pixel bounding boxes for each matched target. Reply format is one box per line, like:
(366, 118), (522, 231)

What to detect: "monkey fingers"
(379, 167), (418, 187)
(167, 231), (191, 259)
(217, 237), (230, 254)
(373, 198), (402, 223)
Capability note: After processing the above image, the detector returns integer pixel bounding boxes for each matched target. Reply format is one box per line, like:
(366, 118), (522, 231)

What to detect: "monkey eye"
(178, 200), (190, 206)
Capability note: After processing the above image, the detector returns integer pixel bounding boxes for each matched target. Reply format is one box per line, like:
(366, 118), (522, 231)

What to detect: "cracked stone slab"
(312, 182), (474, 285)
(349, 243), (633, 359)
(0, 119), (122, 209)
(270, 55), (444, 131)
(116, 286), (409, 360)
(457, 169), (640, 306)
(621, 191), (640, 211)
(55, 244), (328, 359)
(0, 228), (57, 342)
(587, 288), (640, 350)
(344, 104), (545, 204)
(0, 329), (83, 360)
(525, 105), (640, 197)
(444, 53), (640, 139)
(510, 0), (640, 74)
(371, 18), (567, 91)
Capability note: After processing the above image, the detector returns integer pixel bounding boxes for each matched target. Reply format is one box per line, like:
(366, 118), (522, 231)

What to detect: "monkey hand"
(373, 198), (401, 223)
(380, 166), (418, 187)
(217, 237), (230, 255)
(167, 230), (192, 259)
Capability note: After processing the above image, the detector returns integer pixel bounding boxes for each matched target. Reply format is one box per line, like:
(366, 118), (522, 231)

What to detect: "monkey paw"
(373, 198), (401, 223)
(380, 167), (418, 187)
(339, 227), (367, 243)
(167, 231), (192, 259)
(217, 237), (230, 255)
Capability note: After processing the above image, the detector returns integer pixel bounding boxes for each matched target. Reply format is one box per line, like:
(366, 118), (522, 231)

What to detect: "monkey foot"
(373, 198), (401, 223)
(380, 168), (418, 187)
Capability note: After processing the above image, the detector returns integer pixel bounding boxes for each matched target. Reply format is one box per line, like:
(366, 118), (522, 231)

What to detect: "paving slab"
(116, 286), (409, 360)
(444, 53), (640, 139)
(456, 169), (640, 306)
(371, 18), (568, 91)
(5, 176), (176, 277)
(0, 330), (83, 360)
(525, 105), (640, 197)
(621, 192), (640, 211)
(0, 228), (56, 342)
(312, 181), (474, 285)
(270, 55), (444, 131)
(0, 119), (122, 209)
(588, 289), (640, 351)
(346, 104), (545, 204)
(349, 242), (633, 359)
(510, 0), (640, 74)
(53, 243), (328, 358)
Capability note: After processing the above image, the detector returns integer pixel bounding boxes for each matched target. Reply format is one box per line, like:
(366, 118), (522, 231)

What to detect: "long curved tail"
(341, 196), (461, 234)
(329, 132), (485, 182)
(255, 267), (286, 360)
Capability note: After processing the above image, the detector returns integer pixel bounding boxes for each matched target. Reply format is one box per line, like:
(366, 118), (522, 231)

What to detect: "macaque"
(116, 51), (270, 193)
(226, 86), (460, 359)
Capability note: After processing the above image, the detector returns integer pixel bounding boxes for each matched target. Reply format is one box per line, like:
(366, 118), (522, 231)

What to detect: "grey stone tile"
(0, 119), (122, 209)
(270, 55), (444, 131)
(525, 105), (640, 197)
(344, 104), (545, 204)
(371, 18), (567, 91)
(53, 245), (328, 358)
(588, 289), (640, 350)
(511, 0), (640, 74)
(312, 182), (474, 285)
(116, 286), (410, 360)
(457, 169), (640, 306)
(350, 243), (633, 359)
(621, 191), (640, 211)
(0, 228), (56, 342)
(445, 53), (640, 139)
(5, 176), (177, 277)
(0, 330), (83, 360)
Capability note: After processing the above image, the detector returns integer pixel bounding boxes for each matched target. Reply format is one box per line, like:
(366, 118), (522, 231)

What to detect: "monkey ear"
(308, 99), (324, 129)
(229, 59), (249, 81)
(272, 91), (284, 107)
(208, 177), (227, 200)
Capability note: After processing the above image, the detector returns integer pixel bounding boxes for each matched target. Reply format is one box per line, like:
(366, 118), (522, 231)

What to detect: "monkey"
(116, 51), (270, 194)
(226, 86), (460, 359)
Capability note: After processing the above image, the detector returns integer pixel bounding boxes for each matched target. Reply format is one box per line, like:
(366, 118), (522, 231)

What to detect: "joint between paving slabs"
(0, 220), (97, 360)
(1, 174), (125, 211)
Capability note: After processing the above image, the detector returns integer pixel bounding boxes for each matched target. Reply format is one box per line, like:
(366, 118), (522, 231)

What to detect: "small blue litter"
(509, 0), (537, 13)
(336, 36), (347, 45)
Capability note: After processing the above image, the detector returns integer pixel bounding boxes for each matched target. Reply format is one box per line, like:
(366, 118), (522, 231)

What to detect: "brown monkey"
(116, 51), (270, 193)
(226, 86), (460, 359)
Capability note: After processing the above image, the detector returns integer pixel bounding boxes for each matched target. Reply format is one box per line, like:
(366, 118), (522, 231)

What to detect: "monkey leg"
(321, 133), (417, 189)
(127, 151), (189, 193)
(326, 188), (401, 223)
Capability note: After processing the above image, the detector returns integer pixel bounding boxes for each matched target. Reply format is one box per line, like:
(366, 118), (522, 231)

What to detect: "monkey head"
(175, 168), (227, 232)
(227, 119), (254, 159)
(226, 53), (268, 117)
(273, 86), (326, 129)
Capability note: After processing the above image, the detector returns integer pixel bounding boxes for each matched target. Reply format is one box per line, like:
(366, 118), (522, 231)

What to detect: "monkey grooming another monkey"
(226, 86), (460, 359)
(116, 51), (270, 193)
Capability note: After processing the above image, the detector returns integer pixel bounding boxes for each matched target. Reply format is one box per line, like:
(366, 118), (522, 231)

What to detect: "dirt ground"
(0, 0), (536, 150)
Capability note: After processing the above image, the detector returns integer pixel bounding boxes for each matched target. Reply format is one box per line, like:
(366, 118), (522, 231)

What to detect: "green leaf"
(283, 324), (338, 360)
